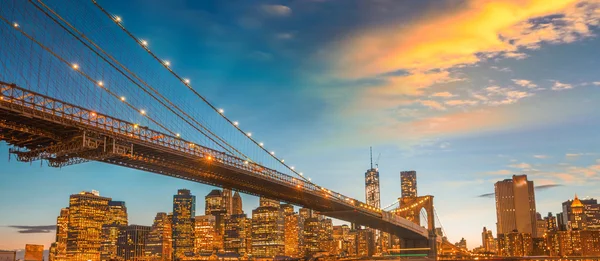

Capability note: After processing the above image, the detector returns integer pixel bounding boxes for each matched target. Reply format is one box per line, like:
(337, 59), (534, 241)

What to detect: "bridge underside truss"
(0, 81), (430, 240)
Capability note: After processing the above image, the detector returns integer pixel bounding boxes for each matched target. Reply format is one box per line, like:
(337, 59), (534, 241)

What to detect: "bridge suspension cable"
(91, 0), (313, 184)
(27, 0), (249, 160)
(0, 14), (178, 139)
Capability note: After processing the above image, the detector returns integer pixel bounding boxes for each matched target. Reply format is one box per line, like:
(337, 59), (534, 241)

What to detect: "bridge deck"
(0, 81), (428, 239)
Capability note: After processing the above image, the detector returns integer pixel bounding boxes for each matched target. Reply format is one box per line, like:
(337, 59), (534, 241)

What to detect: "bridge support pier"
(400, 232), (437, 260)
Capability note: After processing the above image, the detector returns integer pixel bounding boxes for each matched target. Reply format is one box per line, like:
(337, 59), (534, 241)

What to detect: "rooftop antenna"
(370, 146), (373, 169)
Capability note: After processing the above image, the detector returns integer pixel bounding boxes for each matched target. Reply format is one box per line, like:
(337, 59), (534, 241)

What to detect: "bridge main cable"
(27, 0), (246, 159)
(91, 0), (315, 184)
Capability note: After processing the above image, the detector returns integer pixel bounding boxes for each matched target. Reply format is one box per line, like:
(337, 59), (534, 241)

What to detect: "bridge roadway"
(0, 81), (429, 239)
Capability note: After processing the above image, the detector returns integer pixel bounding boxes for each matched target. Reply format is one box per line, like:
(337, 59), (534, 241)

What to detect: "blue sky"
(1, 0), (600, 250)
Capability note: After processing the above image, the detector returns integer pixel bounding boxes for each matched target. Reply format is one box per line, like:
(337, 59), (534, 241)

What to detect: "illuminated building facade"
(545, 212), (557, 232)
(400, 171), (417, 198)
(284, 213), (303, 257)
(569, 195), (586, 230)
(562, 197), (600, 230)
(251, 204), (284, 258)
(145, 212), (172, 261)
(24, 244), (44, 261)
(50, 208), (69, 261)
(205, 189), (226, 251)
(481, 227), (497, 253)
(172, 189), (196, 260)
(319, 218), (334, 254)
(299, 208), (312, 219)
(497, 231), (532, 257)
(364, 168), (380, 209)
(222, 188), (233, 215)
(195, 215), (217, 254)
(66, 191), (111, 261)
(303, 217), (321, 256)
(495, 175), (538, 237)
(455, 238), (467, 250)
(101, 201), (128, 261)
(356, 229), (374, 257)
(259, 197), (279, 208)
(117, 225), (151, 261)
(232, 191), (243, 215)
(224, 214), (251, 255)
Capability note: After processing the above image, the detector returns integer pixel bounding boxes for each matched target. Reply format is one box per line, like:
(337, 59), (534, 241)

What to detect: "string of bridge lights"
(91, 6), (389, 213)
(93, 5), (321, 186)
(2, 16), (177, 139)
(393, 197), (431, 213)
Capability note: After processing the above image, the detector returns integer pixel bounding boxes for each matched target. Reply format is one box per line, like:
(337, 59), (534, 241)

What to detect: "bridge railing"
(1, 81), (387, 217)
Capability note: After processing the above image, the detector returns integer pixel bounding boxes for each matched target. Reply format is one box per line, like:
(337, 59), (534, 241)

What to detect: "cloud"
(333, 0), (600, 79)
(8, 225), (55, 234)
(275, 32), (294, 40)
(534, 154), (549, 159)
(490, 66), (512, 72)
(431, 92), (455, 98)
(512, 79), (538, 88)
(552, 81), (574, 91)
(535, 184), (563, 190)
(370, 70), (463, 96)
(416, 100), (446, 111)
(477, 192), (495, 198)
(593, 82), (600, 86)
(509, 162), (532, 169)
(445, 99), (479, 106)
(261, 4), (292, 16)
(481, 86), (535, 106)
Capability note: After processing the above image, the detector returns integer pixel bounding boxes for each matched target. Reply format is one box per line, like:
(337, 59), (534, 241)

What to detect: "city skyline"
(2, 0), (600, 254)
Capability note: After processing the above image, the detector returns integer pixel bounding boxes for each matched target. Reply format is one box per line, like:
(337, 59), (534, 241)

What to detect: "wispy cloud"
(552, 81), (574, 91)
(261, 4), (292, 16)
(512, 79), (538, 88)
(445, 99), (479, 106)
(477, 183), (563, 198)
(416, 100), (447, 111)
(593, 82), (600, 86)
(509, 162), (532, 169)
(534, 154), (549, 159)
(8, 225), (55, 234)
(431, 92), (455, 98)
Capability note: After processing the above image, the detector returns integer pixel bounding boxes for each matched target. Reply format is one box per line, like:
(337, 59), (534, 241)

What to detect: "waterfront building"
(284, 212), (303, 257)
(222, 188), (233, 215)
(251, 202), (284, 258)
(544, 212), (557, 232)
(145, 212), (172, 261)
(117, 225), (151, 261)
(66, 191), (111, 261)
(562, 196), (600, 230)
(224, 214), (251, 255)
(101, 201), (128, 261)
(206, 189), (227, 249)
(172, 189), (196, 260)
(195, 215), (217, 254)
(497, 231), (532, 257)
(455, 238), (467, 250)
(0, 250), (16, 261)
(24, 244), (44, 261)
(50, 208), (69, 261)
(494, 175), (538, 237)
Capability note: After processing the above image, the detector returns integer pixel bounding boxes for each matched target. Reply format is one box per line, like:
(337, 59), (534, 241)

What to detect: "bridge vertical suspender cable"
(27, 0), (248, 160)
(90, 0), (315, 184)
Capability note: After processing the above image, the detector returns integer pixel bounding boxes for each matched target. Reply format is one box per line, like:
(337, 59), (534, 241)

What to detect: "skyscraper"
(259, 196), (280, 208)
(400, 171), (417, 198)
(545, 212), (557, 232)
(494, 175), (537, 237)
(232, 191), (243, 215)
(570, 195), (586, 230)
(284, 212), (303, 257)
(205, 189), (226, 250)
(222, 188), (233, 215)
(562, 196), (600, 230)
(365, 148), (380, 209)
(50, 208), (69, 261)
(66, 191), (111, 261)
(117, 225), (151, 261)
(145, 212), (172, 261)
(482, 227), (497, 253)
(251, 203), (284, 257)
(172, 189), (196, 260)
(101, 201), (128, 261)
